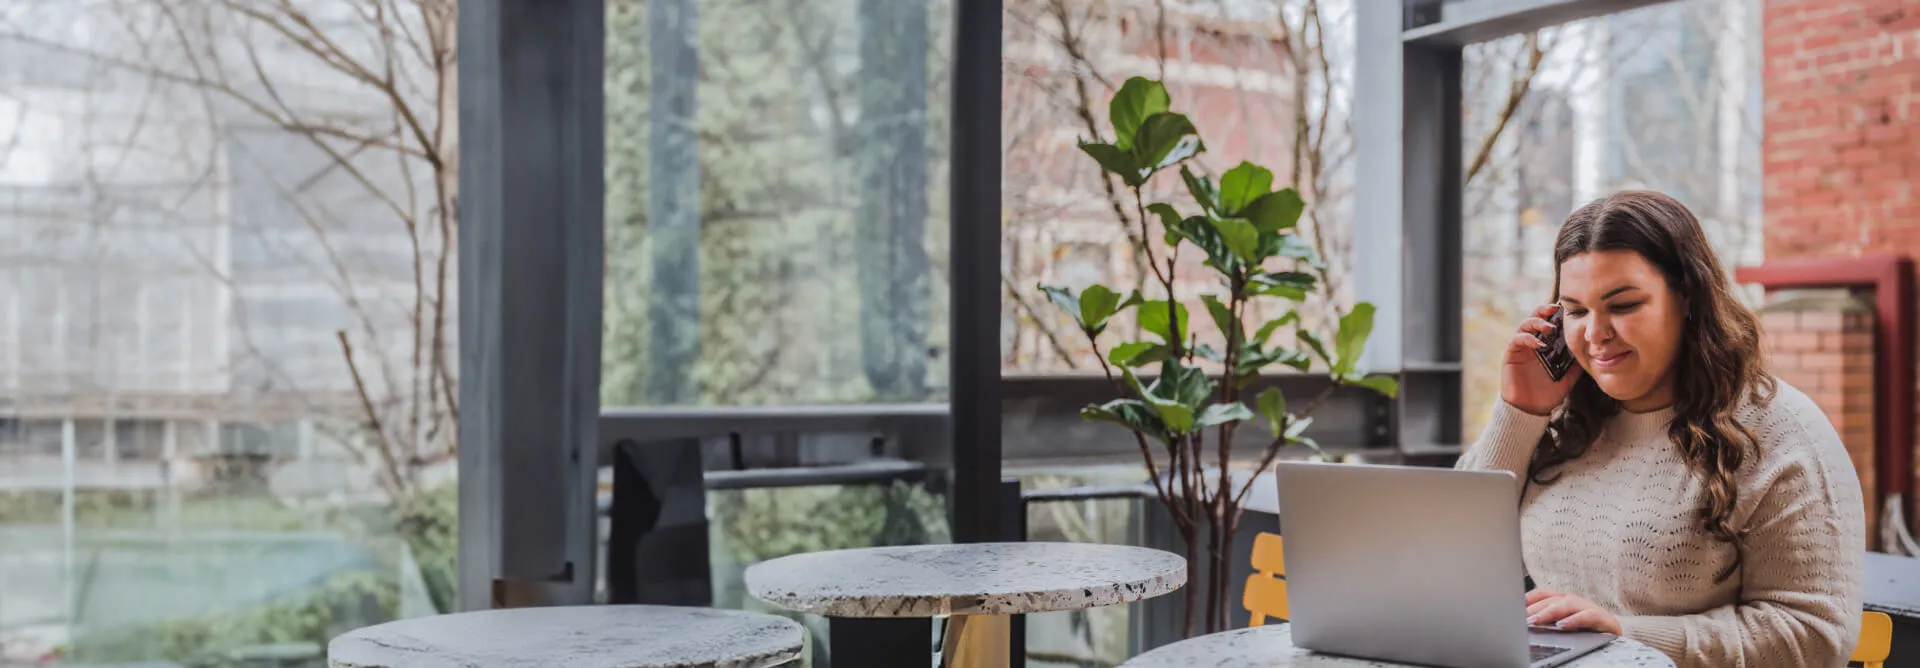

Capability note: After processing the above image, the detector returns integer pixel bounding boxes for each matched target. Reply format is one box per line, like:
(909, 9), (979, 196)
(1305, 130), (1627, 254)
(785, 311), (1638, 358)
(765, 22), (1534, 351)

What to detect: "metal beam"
(457, 0), (605, 610)
(1353, 0), (1404, 377)
(1396, 42), (1465, 451)
(949, 0), (1003, 544)
(594, 372), (1394, 474)
(999, 374), (1390, 465)
(1403, 0), (1676, 46)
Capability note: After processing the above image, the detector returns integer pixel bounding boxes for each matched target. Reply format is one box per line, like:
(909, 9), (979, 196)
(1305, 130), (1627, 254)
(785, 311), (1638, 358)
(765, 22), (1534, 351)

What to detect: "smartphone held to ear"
(1535, 307), (1576, 382)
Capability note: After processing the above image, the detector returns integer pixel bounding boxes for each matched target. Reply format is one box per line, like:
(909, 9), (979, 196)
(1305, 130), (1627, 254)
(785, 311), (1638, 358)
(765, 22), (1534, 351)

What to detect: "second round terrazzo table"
(1117, 624), (1675, 668)
(744, 541), (1186, 667)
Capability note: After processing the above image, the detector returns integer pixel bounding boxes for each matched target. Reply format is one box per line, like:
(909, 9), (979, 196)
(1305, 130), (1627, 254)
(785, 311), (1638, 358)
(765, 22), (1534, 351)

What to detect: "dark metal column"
(457, 0), (606, 609)
(1395, 41), (1466, 452)
(949, 0), (1004, 544)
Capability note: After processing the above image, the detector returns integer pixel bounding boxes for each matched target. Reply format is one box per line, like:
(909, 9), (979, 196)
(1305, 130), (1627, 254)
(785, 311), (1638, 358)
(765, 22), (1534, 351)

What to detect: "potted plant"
(1036, 77), (1397, 637)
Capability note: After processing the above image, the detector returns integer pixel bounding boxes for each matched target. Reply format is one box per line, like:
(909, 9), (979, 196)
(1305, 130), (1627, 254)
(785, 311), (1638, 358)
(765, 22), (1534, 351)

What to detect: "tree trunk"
(645, 0), (701, 404)
(854, 0), (929, 402)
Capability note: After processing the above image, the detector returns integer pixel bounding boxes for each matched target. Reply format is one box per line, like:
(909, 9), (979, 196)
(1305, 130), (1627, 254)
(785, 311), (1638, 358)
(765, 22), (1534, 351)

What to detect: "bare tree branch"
(1465, 31), (1546, 186)
(1003, 272), (1081, 369)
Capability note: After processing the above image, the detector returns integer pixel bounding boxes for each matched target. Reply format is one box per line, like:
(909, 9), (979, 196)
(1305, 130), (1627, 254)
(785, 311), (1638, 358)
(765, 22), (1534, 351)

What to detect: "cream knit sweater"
(1458, 380), (1865, 668)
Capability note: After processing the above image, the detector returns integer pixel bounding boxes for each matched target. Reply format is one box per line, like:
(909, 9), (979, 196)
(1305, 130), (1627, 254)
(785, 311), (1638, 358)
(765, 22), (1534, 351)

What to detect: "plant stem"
(1132, 188), (1172, 297)
(1180, 434), (1198, 637)
(1087, 320), (1188, 536)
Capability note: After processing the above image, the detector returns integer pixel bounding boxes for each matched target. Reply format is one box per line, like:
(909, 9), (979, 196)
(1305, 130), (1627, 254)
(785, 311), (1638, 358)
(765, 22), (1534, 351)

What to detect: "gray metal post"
(457, 0), (606, 610)
(1352, 0), (1405, 379)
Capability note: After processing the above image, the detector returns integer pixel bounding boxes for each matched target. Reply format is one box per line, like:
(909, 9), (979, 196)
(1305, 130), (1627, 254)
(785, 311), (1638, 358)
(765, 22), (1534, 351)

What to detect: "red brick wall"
(1761, 301), (1878, 545)
(1763, 0), (1920, 544)
(1763, 1), (1920, 258)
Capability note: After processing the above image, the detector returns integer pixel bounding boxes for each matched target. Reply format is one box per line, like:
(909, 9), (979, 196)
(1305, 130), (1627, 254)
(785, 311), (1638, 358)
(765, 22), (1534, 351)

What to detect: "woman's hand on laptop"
(1525, 588), (1622, 635)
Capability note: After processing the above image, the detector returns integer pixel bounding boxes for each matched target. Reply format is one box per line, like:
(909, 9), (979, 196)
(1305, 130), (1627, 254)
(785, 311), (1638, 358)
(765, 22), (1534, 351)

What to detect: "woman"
(1459, 190), (1865, 667)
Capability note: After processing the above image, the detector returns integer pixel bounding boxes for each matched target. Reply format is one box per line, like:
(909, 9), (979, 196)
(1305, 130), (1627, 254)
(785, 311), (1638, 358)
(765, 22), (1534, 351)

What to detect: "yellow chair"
(1242, 532), (1288, 626)
(1854, 611), (1891, 668)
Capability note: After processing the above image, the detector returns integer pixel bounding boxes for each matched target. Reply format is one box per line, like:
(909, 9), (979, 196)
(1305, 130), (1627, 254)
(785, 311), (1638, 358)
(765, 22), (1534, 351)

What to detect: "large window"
(0, 1), (455, 663)
(1460, 0), (1762, 440)
(600, 1), (956, 662)
(602, 0), (955, 409)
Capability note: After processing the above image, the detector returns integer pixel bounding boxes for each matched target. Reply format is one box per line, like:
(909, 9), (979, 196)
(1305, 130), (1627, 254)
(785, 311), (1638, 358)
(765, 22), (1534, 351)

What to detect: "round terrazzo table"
(744, 542), (1186, 667)
(325, 605), (805, 668)
(1118, 624), (1675, 668)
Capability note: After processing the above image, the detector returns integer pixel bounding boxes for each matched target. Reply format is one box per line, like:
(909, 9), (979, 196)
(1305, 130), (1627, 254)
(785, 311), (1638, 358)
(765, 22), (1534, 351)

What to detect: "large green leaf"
(1270, 233), (1320, 264)
(1298, 329), (1333, 369)
(1131, 113), (1203, 175)
(1250, 271), (1317, 300)
(1109, 341), (1168, 367)
(1218, 162), (1274, 215)
(1296, 435), (1327, 460)
(1285, 414), (1314, 440)
(1242, 189), (1305, 234)
(1122, 366), (1150, 397)
(1109, 77), (1171, 152)
(1147, 399), (1195, 434)
(1150, 360), (1216, 409)
(1256, 387), (1286, 437)
(1145, 203), (1184, 227)
(1252, 311), (1297, 346)
(1349, 374), (1400, 398)
(1132, 361), (1207, 435)
(1196, 401), (1255, 429)
(1212, 217), (1260, 265)
(1040, 284), (1079, 319)
(1237, 346), (1311, 378)
(1139, 300), (1189, 345)
(1334, 303), (1377, 378)
(1194, 342), (1225, 362)
(1278, 348), (1313, 372)
(1081, 399), (1168, 440)
(1078, 142), (1139, 184)
(1201, 294), (1238, 343)
(1146, 202), (1186, 246)
(1181, 166), (1219, 214)
(1167, 215), (1237, 273)
(1079, 284), (1124, 334)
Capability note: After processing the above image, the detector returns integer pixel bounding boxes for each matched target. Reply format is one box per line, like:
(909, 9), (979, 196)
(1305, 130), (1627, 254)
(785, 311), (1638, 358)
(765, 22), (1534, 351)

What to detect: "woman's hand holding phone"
(1503, 304), (1583, 417)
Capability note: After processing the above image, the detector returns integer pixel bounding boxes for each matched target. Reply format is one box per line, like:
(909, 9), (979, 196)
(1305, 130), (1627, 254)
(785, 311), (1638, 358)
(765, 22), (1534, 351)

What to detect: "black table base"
(828, 617), (930, 666)
(825, 615), (1026, 667)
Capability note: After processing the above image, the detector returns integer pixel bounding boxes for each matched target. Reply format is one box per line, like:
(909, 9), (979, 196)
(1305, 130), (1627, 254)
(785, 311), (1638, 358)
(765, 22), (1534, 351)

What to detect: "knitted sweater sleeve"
(1616, 400), (1867, 668)
(1455, 399), (1551, 493)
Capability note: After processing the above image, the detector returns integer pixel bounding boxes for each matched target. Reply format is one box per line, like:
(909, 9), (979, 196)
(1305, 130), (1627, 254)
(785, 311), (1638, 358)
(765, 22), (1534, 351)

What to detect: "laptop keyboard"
(1529, 644), (1571, 662)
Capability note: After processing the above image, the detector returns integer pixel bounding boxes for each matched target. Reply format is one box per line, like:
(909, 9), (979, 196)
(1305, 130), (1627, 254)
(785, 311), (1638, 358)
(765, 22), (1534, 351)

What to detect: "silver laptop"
(1273, 461), (1614, 668)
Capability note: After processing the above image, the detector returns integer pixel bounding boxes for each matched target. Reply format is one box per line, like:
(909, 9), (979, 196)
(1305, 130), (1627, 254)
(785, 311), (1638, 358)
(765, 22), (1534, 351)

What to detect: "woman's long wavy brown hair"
(1528, 190), (1775, 583)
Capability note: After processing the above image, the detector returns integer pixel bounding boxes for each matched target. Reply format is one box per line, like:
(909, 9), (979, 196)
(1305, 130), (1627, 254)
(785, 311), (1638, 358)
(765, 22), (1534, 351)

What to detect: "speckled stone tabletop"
(1119, 624), (1675, 667)
(744, 541), (1186, 617)
(326, 605), (804, 668)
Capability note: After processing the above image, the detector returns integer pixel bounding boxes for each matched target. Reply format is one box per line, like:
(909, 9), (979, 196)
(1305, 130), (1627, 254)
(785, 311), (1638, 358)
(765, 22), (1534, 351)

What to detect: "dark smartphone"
(1535, 307), (1575, 381)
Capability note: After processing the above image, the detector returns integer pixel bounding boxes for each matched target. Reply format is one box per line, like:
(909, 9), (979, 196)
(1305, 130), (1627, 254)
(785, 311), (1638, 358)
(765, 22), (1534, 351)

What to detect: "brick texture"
(1764, 0), (1920, 261)
(1763, 0), (1920, 544)
(1761, 298), (1878, 545)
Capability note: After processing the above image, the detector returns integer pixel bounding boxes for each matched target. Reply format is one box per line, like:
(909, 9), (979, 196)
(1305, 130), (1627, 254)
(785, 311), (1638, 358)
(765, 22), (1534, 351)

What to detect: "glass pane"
(1014, 465), (1150, 668)
(0, 1), (456, 664)
(1459, 0), (1762, 440)
(602, 1), (957, 664)
(709, 481), (951, 665)
(603, 0), (956, 408)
